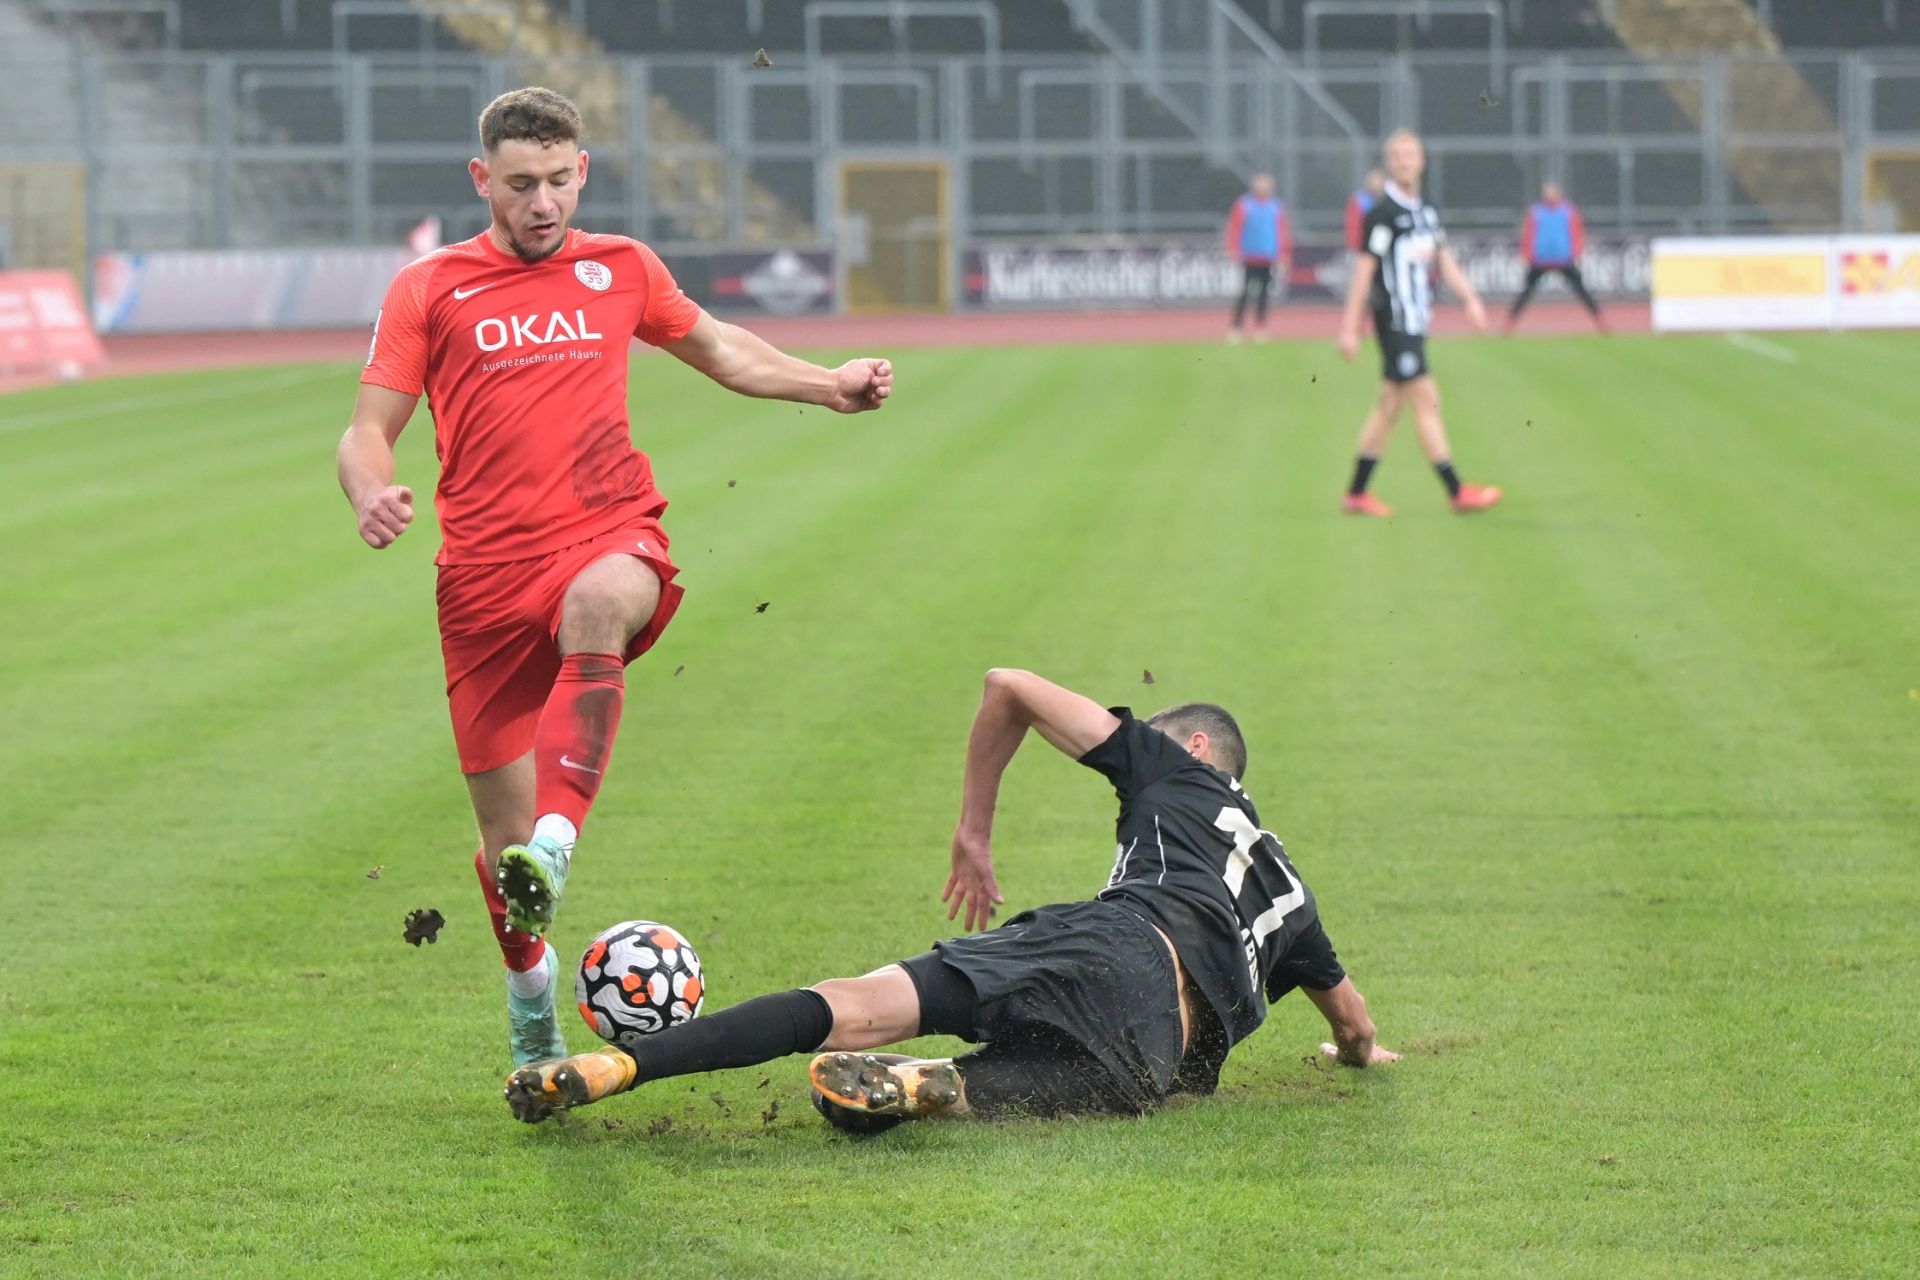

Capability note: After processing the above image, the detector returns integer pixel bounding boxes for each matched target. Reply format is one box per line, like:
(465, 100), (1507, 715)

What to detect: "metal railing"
(2, 45), (1917, 263)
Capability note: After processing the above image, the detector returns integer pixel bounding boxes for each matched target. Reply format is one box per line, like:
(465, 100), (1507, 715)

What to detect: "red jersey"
(362, 228), (702, 565)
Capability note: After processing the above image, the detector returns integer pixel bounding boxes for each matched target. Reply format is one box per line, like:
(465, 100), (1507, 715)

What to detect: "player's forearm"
(1306, 977), (1379, 1065)
(336, 423), (396, 510)
(703, 322), (837, 404)
(957, 673), (1030, 837)
(1332, 1018), (1378, 1066)
(1438, 253), (1480, 307)
(1340, 260), (1374, 332)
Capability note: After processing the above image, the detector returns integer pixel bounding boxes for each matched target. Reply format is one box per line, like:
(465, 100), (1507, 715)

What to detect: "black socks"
(1348, 455), (1380, 496)
(620, 988), (834, 1082)
(1434, 460), (1462, 497)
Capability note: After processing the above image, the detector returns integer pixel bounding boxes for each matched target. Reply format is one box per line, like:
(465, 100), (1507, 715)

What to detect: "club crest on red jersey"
(575, 259), (612, 291)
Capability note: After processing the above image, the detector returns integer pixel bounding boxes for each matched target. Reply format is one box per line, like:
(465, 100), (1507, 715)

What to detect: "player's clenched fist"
(824, 358), (892, 414)
(357, 484), (414, 549)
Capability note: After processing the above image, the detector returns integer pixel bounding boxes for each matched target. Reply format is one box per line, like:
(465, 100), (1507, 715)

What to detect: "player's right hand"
(1337, 327), (1360, 363)
(357, 484), (414, 549)
(942, 826), (1004, 932)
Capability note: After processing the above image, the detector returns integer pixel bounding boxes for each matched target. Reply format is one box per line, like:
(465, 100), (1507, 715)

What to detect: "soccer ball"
(575, 919), (705, 1048)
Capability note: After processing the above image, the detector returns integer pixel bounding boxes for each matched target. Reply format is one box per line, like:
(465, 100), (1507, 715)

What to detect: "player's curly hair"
(479, 86), (583, 152)
(1148, 702), (1248, 780)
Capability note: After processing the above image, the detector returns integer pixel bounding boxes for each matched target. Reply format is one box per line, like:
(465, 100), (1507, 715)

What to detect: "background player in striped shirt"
(1224, 174), (1293, 343)
(505, 668), (1397, 1128)
(337, 87), (893, 1069)
(1505, 181), (1606, 333)
(1337, 130), (1501, 517)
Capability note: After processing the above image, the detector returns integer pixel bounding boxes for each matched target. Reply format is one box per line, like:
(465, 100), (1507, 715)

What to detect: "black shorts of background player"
(1337, 129), (1501, 518)
(506, 668), (1397, 1129)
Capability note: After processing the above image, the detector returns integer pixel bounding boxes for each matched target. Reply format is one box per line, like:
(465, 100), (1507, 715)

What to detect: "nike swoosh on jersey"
(452, 283), (496, 300)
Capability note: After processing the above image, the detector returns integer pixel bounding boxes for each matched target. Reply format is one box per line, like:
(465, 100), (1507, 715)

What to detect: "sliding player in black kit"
(505, 668), (1397, 1129)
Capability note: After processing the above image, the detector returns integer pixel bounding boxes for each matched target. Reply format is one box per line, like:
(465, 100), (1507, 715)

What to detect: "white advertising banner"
(1830, 236), (1920, 328)
(1651, 237), (1834, 331)
(1652, 234), (1920, 331)
(93, 248), (415, 334)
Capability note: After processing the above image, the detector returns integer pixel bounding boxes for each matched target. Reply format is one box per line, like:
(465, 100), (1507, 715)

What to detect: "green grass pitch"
(1, 331), (1916, 1277)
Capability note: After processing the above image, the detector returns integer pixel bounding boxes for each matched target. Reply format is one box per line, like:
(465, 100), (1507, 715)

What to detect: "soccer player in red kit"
(337, 87), (894, 1068)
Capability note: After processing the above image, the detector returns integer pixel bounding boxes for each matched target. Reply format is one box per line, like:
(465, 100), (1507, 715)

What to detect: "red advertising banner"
(0, 271), (106, 375)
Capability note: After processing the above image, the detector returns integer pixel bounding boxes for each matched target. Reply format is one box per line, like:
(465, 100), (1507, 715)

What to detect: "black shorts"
(1373, 309), (1430, 382)
(900, 900), (1186, 1112)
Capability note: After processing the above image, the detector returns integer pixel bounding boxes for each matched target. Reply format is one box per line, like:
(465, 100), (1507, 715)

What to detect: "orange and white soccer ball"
(576, 920), (705, 1047)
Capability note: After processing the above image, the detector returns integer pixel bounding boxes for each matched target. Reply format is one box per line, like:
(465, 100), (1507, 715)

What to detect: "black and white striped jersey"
(1364, 181), (1447, 336)
(1079, 709), (1347, 1052)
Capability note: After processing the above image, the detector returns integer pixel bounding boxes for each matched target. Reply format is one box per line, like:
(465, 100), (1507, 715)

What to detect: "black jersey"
(1079, 709), (1346, 1051)
(1363, 181), (1447, 336)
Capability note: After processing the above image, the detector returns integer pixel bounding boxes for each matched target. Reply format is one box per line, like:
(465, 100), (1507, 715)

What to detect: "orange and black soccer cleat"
(1341, 493), (1394, 518)
(807, 1053), (963, 1122)
(1450, 484), (1502, 514)
(503, 1049), (638, 1123)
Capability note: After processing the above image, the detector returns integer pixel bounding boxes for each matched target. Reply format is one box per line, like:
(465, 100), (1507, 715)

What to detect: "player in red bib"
(337, 87), (894, 1069)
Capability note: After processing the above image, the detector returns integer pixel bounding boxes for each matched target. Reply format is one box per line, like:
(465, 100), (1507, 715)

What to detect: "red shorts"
(436, 512), (683, 774)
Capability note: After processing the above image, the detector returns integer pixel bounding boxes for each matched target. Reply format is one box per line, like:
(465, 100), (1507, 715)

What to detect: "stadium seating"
(1223, 0), (1623, 54)
(563, 0), (1091, 57)
(1753, 0), (1920, 49)
(159, 0), (1090, 54)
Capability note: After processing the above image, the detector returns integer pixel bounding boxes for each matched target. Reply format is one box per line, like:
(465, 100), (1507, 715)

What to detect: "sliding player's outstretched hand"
(943, 826), (1004, 932)
(1321, 1042), (1402, 1067)
(356, 484), (414, 549)
(824, 358), (892, 413)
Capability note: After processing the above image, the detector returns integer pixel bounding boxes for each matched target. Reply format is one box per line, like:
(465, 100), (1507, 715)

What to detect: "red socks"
(533, 651), (625, 834)
(477, 652), (625, 973)
(474, 847), (546, 973)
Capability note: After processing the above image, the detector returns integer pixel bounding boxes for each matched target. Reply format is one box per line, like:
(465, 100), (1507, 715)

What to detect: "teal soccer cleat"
(507, 944), (568, 1068)
(495, 833), (570, 936)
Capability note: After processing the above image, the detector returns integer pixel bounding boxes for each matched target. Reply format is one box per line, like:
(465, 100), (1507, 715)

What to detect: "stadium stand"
(1752, 0), (1920, 49)
(7, 0), (1905, 258)
(145, 0), (1088, 55)
(1606, 0), (1843, 231)
(1227, 0), (1623, 54)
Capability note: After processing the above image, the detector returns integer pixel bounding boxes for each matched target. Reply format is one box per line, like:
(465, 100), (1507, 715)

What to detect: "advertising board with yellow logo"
(1652, 235), (1920, 331)
(1651, 237), (1834, 330)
